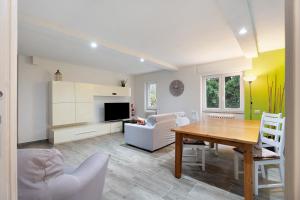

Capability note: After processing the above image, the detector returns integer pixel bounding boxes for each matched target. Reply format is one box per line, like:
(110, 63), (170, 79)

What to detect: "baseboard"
(17, 139), (49, 148)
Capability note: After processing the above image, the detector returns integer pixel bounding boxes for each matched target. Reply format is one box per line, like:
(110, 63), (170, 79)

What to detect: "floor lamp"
(244, 75), (257, 120)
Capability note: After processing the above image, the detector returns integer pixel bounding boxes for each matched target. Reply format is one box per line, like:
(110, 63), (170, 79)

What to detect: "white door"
(0, 0), (18, 199)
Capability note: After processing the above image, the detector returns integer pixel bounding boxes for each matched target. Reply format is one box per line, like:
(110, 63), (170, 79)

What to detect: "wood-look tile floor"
(21, 133), (284, 200)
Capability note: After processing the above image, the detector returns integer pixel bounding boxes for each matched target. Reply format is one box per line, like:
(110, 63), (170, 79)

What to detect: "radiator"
(207, 113), (235, 119)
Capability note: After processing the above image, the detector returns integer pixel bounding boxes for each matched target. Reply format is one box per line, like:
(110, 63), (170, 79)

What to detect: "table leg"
(243, 144), (253, 200)
(175, 132), (183, 178)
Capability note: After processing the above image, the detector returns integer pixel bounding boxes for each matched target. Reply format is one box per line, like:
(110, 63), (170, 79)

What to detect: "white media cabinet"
(49, 81), (130, 144)
(49, 121), (122, 144)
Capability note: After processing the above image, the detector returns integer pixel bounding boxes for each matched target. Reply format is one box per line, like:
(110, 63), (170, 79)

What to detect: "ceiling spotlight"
(90, 42), (98, 48)
(140, 58), (145, 62)
(239, 27), (248, 35)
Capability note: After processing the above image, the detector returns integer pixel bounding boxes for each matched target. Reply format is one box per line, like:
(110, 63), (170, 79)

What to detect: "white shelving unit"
(49, 81), (130, 144)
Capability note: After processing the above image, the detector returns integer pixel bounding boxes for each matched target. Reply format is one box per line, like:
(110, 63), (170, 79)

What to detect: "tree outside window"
(146, 82), (157, 110)
(225, 75), (240, 108)
(206, 78), (219, 108)
(203, 73), (243, 112)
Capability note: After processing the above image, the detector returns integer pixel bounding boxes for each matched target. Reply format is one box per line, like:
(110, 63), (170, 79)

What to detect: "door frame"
(0, 0), (18, 199)
(285, 0), (300, 199)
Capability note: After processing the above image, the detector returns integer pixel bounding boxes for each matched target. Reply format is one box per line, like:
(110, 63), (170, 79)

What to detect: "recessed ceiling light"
(239, 27), (248, 35)
(90, 42), (98, 48)
(140, 58), (145, 62)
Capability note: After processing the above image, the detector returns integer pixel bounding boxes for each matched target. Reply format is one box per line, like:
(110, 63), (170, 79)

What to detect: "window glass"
(146, 83), (157, 110)
(206, 77), (219, 108)
(203, 73), (243, 111)
(225, 75), (240, 108)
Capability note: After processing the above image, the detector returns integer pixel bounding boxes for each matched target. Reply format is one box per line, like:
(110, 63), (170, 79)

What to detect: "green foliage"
(148, 84), (157, 108)
(206, 78), (219, 108)
(206, 76), (240, 109)
(225, 76), (240, 108)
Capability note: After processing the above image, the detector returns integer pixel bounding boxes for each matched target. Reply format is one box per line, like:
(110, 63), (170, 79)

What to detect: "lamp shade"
(244, 75), (257, 82)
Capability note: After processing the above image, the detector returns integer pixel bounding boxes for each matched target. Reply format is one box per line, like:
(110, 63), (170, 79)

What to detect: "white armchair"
(18, 149), (109, 200)
(124, 113), (176, 151)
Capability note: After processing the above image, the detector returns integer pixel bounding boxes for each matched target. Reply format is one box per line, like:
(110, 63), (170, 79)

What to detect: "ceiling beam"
(19, 14), (178, 71)
(215, 0), (258, 58)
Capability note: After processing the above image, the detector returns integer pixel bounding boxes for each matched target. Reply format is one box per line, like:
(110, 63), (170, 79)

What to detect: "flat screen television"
(104, 102), (130, 121)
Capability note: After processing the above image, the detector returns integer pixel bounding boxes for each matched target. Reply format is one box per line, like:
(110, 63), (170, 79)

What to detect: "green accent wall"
(244, 49), (285, 120)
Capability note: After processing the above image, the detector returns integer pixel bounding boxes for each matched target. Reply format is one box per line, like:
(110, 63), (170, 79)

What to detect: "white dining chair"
(191, 110), (200, 122)
(234, 112), (282, 180)
(183, 138), (207, 171)
(207, 113), (235, 155)
(177, 112), (207, 171)
(233, 112), (285, 195)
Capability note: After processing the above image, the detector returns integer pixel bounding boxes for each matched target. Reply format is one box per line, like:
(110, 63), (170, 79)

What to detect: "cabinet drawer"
(110, 122), (122, 133)
(76, 103), (94, 123)
(75, 83), (94, 102)
(73, 130), (99, 140)
(52, 103), (76, 126)
(111, 86), (131, 96)
(94, 85), (131, 97)
(94, 85), (112, 96)
(50, 123), (113, 144)
(51, 81), (75, 103)
(95, 123), (111, 135)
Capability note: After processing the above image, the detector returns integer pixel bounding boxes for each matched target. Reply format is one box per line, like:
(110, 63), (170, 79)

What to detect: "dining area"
(172, 113), (285, 200)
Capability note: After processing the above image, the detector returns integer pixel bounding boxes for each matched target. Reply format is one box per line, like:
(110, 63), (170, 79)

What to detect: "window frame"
(202, 72), (244, 113)
(145, 81), (158, 111)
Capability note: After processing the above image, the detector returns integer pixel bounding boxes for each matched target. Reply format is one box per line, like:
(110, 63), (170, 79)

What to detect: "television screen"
(104, 102), (130, 121)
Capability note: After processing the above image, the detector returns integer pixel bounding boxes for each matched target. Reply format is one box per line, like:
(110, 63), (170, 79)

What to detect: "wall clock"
(169, 80), (184, 97)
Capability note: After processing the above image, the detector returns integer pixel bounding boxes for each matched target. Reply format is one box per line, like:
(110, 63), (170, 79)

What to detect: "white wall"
(134, 67), (201, 119)
(18, 55), (134, 143)
(133, 57), (250, 120)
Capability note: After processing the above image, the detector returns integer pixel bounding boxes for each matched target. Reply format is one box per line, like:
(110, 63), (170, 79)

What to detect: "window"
(206, 77), (220, 108)
(225, 75), (240, 108)
(203, 73), (243, 112)
(145, 82), (157, 110)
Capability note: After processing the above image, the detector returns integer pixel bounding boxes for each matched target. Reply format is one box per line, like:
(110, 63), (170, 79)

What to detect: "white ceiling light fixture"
(239, 27), (248, 35)
(140, 58), (145, 63)
(90, 42), (98, 48)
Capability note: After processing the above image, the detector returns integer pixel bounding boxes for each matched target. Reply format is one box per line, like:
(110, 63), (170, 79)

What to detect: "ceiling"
(18, 0), (284, 75)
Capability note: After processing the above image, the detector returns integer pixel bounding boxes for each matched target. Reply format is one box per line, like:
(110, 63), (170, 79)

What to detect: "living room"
(2, 0), (298, 200)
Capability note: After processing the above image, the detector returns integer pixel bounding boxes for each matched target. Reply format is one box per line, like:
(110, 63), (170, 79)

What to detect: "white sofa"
(124, 113), (176, 151)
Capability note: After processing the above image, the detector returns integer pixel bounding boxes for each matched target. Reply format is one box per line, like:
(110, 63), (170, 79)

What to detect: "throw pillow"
(137, 117), (146, 125)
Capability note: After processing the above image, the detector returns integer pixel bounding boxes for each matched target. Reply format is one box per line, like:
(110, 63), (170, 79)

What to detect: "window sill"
(145, 109), (157, 113)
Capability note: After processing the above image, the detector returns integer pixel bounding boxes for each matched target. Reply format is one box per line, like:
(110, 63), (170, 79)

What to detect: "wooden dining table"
(171, 118), (260, 200)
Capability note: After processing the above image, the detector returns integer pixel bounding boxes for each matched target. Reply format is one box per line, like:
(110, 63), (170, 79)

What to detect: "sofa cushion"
(136, 117), (146, 125)
(233, 147), (280, 160)
(147, 113), (176, 126)
(155, 113), (176, 122)
(146, 116), (156, 126)
(183, 138), (205, 145)
(176, 116), (190, 126)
